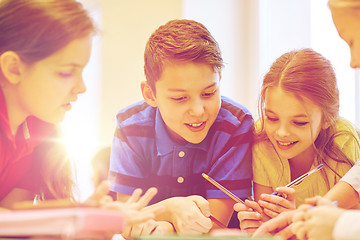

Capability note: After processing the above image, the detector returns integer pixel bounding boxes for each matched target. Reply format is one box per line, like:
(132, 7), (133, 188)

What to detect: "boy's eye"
(202, 90), (216, 97)
(171, 96), (187, 102)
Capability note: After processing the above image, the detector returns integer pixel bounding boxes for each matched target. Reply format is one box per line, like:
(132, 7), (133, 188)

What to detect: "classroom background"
(61, 0), (359, 201)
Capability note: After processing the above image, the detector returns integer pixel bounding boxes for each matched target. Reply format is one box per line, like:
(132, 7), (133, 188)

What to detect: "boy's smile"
(150, 62), (221, 144)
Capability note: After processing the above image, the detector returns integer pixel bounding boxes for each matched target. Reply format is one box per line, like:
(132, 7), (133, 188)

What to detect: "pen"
(202, 173), (246, 205)
(271, 163), (324, 195)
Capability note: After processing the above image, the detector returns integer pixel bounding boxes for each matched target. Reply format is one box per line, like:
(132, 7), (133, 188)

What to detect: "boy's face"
(152, 63), (221, 144)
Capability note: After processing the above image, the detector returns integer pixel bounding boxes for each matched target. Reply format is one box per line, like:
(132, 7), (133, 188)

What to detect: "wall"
(99, 0), (182, 146)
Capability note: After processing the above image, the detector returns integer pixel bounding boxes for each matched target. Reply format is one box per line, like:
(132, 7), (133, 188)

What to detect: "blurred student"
(0, 0), (158, 227)
(109, 19), (254, 236)
(235, 48), (360, 233)
(91, 146), (117, 200)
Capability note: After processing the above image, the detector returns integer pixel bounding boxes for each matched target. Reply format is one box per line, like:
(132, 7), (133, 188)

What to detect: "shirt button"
(178, 151), (185, 157)
(177, 177), (184, 183)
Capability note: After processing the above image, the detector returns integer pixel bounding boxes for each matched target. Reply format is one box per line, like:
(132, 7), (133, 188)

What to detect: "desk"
(135, 235), (280, 240)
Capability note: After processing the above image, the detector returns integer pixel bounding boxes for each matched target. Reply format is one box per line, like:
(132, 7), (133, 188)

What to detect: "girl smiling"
(236, 48), (360, 233)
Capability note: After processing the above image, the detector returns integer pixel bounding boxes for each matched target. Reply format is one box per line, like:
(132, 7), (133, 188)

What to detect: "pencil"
(209, 215), (227, 228)
(202, 173), (246, 205)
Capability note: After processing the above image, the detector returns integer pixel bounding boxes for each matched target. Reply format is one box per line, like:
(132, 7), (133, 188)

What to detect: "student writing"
(108, 19), (254, 237)
(235, 48), (360, 233)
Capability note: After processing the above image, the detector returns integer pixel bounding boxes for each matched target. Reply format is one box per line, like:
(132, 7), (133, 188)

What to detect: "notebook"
(0, 207), (124, 239)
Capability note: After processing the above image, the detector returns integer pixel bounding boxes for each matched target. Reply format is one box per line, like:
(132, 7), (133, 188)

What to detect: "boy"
(109, 19), (253, 235)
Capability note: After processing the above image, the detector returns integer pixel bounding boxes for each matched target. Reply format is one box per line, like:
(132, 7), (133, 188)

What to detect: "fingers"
(291, 209), (308, 240)
(126, 188), (143, 204)
(275, 224), (296, 240)
(236, 201), (262, 232)
(122, 220), (159, 239)
(258, 193), (296, 217)
(304, 195), (322, 205)
(84, 180), (110, 206)
(190, 218), (213, 234)
(244, 199), (263, 213)
(253, 211), (295, 237)
(274, 187), (296, 201)
(128, 187), (158, 209)
(304, 196), (335, 207)
(189, 195), (211, 217)
(233, 202), (247, 212)
(292, 220), (307, 240)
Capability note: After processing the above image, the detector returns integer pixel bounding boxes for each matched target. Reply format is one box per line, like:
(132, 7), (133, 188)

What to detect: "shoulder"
(116, 100), (155, 127)
(333, 117), (360, 152)
(218, 96), (253, 124)
(335, 117), (358, 133)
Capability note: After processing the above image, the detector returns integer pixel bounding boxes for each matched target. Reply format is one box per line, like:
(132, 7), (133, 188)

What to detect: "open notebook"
(0, 207), (124, 239)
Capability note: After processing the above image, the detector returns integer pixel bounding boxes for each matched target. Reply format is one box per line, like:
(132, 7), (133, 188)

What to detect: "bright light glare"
(60, 116), (98, 202)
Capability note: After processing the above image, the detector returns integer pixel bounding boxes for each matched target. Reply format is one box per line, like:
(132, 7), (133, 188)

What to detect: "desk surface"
(135, 235), (279, 240)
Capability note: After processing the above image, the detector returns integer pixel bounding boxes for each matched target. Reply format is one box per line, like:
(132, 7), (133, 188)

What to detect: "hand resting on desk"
(86, 181), (163, 226)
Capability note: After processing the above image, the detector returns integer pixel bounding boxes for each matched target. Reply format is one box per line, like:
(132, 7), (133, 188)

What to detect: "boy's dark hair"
(144, 19), (224, 93)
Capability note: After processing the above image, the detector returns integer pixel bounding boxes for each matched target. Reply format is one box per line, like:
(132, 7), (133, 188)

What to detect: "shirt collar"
(0, 88), (15, 142)
(0, 87), (31, 149)
(155, 108), (208, 156)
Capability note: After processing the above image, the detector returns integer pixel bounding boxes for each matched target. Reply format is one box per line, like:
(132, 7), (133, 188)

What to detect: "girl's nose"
(276, 124), (290, 137)
(73, 77), (86, 94)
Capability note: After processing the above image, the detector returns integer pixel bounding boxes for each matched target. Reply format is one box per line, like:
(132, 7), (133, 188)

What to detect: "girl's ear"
(0, 51), (22, 84)
(141, 81), (157, 107)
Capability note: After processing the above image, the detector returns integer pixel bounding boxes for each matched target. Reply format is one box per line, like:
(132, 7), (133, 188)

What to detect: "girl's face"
(16, 35), (92, 124)
(264, 86), (325, 162)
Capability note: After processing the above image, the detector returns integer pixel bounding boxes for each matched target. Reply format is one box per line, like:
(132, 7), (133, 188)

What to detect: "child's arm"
(324, 181), (360, 209)
(208, 198), (234, 228)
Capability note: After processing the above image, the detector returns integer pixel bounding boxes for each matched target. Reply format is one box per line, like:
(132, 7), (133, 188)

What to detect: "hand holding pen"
(271, 164), (324, 196)
(258, 164), (324, 218)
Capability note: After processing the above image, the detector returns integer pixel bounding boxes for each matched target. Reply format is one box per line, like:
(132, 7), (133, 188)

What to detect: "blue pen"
(271, 164), (324, 195)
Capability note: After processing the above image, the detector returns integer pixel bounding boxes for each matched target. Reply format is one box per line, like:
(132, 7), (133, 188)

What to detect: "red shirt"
(0, 89), (55, 201)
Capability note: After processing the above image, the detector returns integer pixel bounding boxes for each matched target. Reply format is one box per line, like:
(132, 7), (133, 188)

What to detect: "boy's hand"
(234, 200), (266, 233)
(258, 187), (296, 218)
(164, 195), (213, 235)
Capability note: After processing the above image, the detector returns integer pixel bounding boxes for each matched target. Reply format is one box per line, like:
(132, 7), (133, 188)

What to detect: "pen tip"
(202, 173), (208, 178)
(317, 164), (324, 169)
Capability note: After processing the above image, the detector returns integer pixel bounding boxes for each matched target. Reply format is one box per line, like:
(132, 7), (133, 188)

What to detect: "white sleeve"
(333, 210), (360, 240)
(341, 160), (360, 195)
